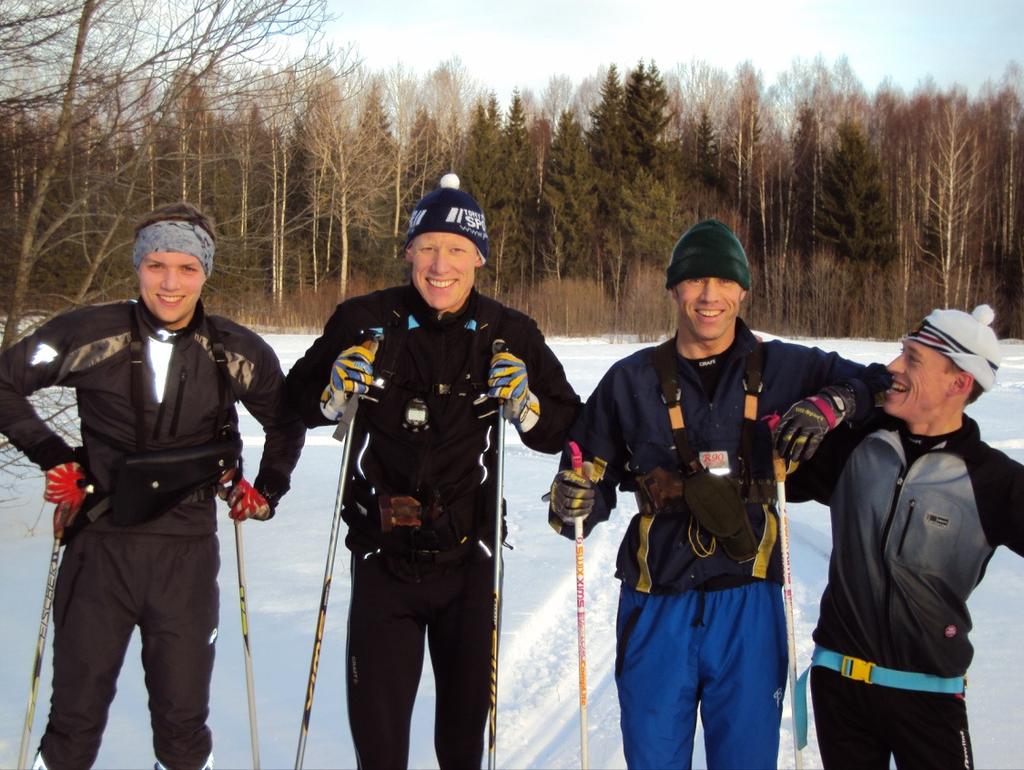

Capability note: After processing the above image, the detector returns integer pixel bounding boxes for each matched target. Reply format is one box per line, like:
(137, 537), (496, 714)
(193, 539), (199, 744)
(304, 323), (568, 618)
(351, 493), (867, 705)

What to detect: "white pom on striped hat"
(906, 304), (1001, 391)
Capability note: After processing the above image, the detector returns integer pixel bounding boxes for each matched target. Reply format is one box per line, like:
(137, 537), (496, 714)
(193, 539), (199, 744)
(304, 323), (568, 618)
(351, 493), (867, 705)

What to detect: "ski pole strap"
(793, 645), (967, 749)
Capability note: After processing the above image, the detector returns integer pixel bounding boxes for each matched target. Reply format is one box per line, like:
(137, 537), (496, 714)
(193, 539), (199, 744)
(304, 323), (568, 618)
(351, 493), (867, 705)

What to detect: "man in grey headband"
(0, 201), (305, 769)
(132, 218), (216, 277)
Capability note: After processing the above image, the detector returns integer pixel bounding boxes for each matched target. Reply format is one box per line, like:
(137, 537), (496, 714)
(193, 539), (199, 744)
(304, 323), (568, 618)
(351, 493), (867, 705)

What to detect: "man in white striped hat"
(781, 304), (1024, 769)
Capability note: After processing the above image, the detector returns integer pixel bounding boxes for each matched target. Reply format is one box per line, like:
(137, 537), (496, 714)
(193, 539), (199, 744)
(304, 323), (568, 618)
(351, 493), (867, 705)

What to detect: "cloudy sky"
(324, 0), (1020, 102)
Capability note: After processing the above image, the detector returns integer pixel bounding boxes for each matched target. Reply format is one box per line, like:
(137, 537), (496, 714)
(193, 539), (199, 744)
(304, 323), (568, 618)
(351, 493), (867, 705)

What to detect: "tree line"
(2, 0), (1022, 345)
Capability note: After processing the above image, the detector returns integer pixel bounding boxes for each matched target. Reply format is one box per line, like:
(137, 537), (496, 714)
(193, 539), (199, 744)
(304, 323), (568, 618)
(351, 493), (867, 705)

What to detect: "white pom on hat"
(907, 304), (1001, 391)
(439, 172), (460, 189)
(972, 304), (995, 326)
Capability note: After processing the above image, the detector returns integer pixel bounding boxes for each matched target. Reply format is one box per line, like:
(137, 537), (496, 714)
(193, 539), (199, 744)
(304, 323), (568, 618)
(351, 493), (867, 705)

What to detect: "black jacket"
(0, 300), (305, 535)
(286, 285), (580, 556)
(789, 414), (1024, 676)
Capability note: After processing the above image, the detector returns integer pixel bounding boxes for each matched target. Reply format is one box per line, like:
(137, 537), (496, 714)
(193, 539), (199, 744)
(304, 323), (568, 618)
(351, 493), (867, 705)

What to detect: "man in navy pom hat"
(784, 304), (1024, 769)
(287, 175), (579, 768)
(545, 217), (889, 769)
(405, 172), (489, 261)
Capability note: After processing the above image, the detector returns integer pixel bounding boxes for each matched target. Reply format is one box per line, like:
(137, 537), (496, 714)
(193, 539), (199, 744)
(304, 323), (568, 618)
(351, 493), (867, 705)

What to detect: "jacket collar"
(133, 297), (207, 339)
(403, 283), (477, 330)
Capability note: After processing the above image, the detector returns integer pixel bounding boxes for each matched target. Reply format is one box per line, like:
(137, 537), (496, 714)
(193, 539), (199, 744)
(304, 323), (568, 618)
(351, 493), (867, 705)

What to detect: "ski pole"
(233, 520), (260, 770)
(295, 335), (380, 770)
(487, 339), (508, 770)
(773, 453), (804, 770)
(568, 441), (589, 770)
(19, 505), (66, 770)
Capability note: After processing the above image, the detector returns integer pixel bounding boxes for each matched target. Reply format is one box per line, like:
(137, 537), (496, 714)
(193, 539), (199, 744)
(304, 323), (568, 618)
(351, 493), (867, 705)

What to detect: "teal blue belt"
(794, 645), (966, 749)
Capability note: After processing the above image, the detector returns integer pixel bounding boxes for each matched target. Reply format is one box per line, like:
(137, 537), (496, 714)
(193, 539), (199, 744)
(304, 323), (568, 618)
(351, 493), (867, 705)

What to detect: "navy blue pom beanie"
(405, 173), (489, 261)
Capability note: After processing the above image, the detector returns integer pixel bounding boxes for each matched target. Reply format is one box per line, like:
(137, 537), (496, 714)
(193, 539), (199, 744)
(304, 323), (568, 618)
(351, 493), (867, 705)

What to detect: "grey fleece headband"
(133, 220), (215, 275)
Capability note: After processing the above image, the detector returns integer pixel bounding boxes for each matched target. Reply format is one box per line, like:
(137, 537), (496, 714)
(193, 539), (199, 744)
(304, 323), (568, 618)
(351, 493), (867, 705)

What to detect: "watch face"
(403, 397), (430, 431)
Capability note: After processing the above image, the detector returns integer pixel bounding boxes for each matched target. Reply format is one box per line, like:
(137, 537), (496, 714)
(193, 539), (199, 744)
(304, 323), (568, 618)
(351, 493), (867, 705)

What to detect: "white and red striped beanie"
(906, 304), (1001, 391)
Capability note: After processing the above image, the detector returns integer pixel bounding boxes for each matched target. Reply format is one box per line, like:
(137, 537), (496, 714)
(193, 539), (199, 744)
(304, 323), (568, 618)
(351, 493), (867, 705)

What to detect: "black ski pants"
(346, 550), (494, 770)
(811, 665), (974, 769)
(39, 531), (220, 770)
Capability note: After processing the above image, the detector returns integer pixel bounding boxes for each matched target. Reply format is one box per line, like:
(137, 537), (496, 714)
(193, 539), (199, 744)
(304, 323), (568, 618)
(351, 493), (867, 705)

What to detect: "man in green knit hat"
(546, 219), (889, 769)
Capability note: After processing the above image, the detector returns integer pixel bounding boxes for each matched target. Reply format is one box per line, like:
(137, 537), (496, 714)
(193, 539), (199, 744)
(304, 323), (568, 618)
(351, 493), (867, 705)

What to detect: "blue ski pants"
(615, 579), (788, 769)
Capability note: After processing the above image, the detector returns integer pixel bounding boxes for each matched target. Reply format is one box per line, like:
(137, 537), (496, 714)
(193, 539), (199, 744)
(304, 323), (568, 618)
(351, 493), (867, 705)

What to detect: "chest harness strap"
(649, 338), (777, 575)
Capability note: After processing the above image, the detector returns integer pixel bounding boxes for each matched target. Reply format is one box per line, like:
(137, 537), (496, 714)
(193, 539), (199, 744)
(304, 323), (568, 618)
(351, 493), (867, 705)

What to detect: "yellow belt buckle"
(840, 655), (875, 684)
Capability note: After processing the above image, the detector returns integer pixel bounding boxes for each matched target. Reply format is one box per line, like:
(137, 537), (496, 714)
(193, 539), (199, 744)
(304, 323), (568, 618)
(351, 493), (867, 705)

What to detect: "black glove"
(547, 454), (607, 527)
(549, 467), (597, 524)
(773, 384), (857, 463)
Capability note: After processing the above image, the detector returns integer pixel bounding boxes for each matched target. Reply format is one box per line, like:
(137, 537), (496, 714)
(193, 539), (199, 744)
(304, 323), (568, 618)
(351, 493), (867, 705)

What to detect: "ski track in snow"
(1, 334), (1023, 769)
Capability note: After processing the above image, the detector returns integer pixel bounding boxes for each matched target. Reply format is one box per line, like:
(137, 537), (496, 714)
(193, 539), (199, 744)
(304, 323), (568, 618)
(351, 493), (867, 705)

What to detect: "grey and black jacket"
(0, 299), (305, 536)
(788, 414), (1024, 677)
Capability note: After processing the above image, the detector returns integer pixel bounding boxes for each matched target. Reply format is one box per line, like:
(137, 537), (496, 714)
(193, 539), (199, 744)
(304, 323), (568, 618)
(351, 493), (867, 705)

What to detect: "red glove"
(45, 462), (90, 538)
(227, 478), (272, 521)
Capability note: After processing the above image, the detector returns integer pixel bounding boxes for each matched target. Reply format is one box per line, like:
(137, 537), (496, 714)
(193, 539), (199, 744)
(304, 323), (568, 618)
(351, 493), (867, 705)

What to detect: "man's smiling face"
(137, 252), (207, 330)
(406, 231), (483, 316)
(670, 276), (746, 358)
(884, 338), (973, 435)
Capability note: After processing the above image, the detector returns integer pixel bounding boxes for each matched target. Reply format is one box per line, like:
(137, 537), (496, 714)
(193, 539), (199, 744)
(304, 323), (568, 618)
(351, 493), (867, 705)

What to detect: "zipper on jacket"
(168, 367), (187, 438)
(881, 469), (907, 655)
(152, 391), (167, 441)
(879, 474), (906, 552)
(896, 499), (916, 556)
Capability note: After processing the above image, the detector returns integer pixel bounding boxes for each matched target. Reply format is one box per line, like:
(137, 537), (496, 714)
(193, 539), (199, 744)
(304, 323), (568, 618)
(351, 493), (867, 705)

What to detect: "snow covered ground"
(2, 333), (1023, 770)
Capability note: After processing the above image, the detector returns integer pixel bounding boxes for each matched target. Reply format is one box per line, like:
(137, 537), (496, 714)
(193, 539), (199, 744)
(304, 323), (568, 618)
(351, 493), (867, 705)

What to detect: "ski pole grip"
(569, 441), (584, 472)
(491, 339), (508, 406)
(363, 329), (385, 390)
(363, 330), (383, 355)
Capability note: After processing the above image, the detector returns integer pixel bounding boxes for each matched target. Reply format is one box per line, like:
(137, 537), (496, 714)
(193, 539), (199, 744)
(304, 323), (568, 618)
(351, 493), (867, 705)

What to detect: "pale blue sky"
(326, 0), (1021, 101)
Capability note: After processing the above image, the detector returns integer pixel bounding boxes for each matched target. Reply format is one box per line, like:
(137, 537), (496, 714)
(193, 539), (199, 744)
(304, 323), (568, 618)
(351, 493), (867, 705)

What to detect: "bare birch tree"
(1, 0), (330, 348)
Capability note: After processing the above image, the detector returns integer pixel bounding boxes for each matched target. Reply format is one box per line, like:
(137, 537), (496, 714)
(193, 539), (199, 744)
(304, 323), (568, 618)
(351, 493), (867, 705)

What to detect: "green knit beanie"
(665, 219), (751, 290)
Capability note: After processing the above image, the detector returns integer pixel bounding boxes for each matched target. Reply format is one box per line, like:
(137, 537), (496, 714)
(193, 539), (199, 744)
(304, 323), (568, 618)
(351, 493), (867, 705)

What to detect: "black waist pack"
(682, 469), (758, 563)
(109, 438), (243, 526)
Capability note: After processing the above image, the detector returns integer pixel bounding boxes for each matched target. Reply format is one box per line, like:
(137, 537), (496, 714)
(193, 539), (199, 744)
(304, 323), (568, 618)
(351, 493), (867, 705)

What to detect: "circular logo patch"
(944, 624), (958, 638)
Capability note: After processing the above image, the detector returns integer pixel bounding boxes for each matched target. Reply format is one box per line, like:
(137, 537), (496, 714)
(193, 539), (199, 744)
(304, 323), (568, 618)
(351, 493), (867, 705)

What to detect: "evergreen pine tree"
(351, 80), (395, 274)
(791, 104), (820, 257)
(817, 119), (895, 266)
(496, 91), (535, 288)
(692, 108), (722, 192)
(542, 109), (596, 279)
(623, 60), (670, 175)
(586, 66), (629, 297)
(587, 65), (627, 221)
(462, 95), (503, 212)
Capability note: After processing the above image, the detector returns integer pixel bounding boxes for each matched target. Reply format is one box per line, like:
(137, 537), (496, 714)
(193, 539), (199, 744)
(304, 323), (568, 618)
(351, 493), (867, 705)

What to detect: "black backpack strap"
(202, 316), (241, 443)
(467, 294), (507, 391)
(374, 302), (411, 392)
(652, 338), (702, 476)
(127, 308), (148, 452)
